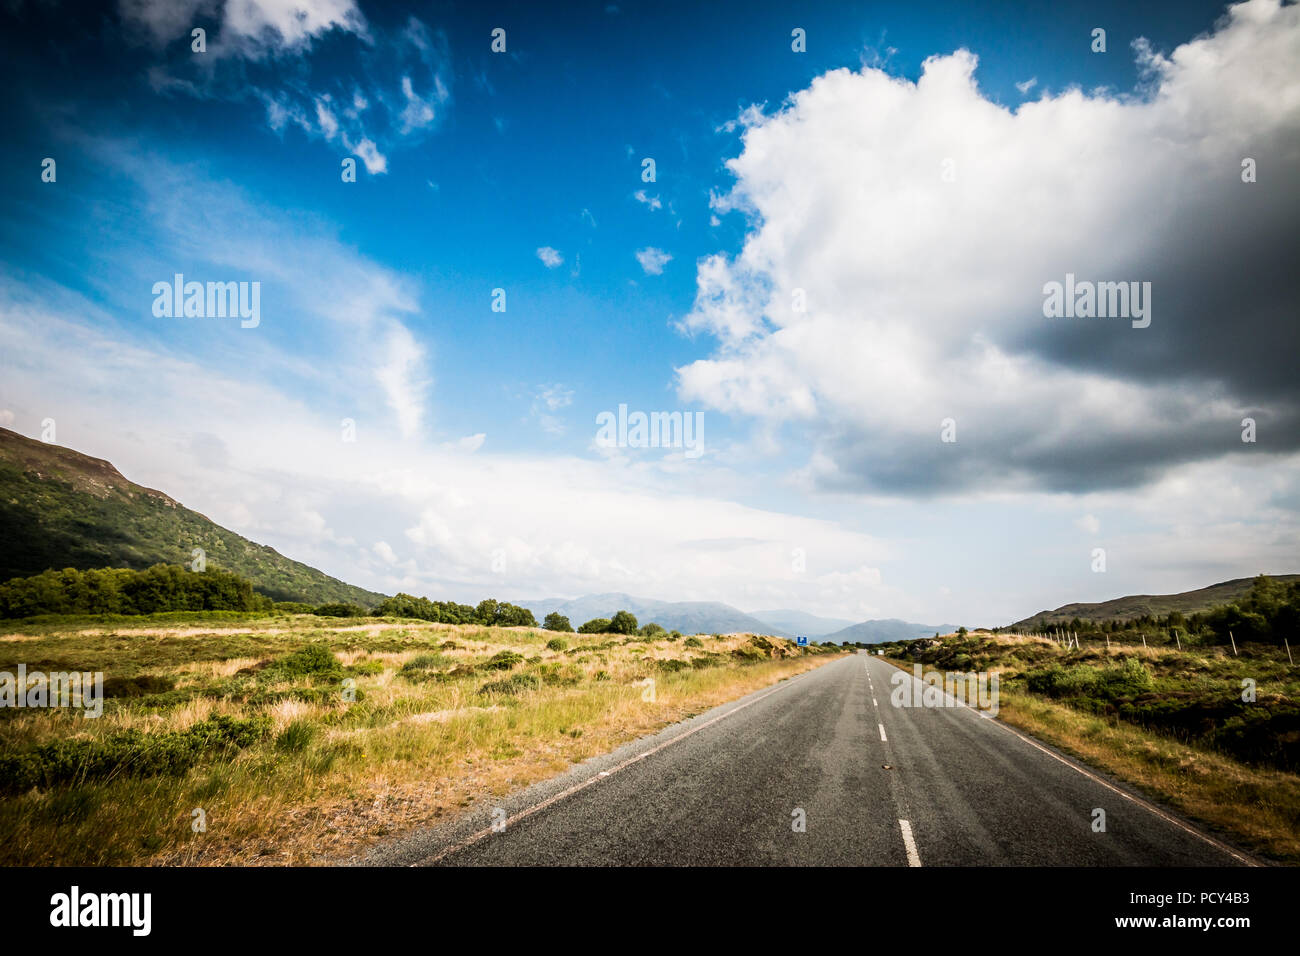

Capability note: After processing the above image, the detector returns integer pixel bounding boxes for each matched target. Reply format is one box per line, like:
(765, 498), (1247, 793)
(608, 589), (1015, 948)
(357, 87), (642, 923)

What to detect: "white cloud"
(536, 246), (564, 268)
(635, 246), (672, 275)
(677, 0), (1300, 496)
(633, 189), (662, 210)
(1015, 76), (1038, 94)
(1076, 514), (1101, 535)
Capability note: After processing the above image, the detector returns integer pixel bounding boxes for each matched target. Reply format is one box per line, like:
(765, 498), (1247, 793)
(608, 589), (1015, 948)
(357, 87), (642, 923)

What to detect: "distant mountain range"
(524, 593), (792, 637)
(0, 427), (384, 607)
(821, 619), (963, 644)
(521, 593), (956, 643)
(1011, 574), (1300, 629)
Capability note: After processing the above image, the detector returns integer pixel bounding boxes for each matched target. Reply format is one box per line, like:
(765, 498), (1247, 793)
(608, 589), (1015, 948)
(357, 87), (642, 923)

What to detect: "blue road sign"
(796, 635), (809, 646)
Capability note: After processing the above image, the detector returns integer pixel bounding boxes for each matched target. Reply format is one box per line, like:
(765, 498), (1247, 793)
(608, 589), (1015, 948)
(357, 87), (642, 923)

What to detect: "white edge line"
(885, 661), (1259, 867)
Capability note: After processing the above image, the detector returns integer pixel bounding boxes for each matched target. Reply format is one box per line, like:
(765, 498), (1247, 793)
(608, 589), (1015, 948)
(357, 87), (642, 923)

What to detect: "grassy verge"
(881, 634), (1300, 864)
(0, 616), (843, 865)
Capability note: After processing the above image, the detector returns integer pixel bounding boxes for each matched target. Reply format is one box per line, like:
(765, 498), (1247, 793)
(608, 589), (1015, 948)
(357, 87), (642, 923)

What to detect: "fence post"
(1141, 633), (1147, 651)
(1286, 638), (1293, 666)
(1105, 634), (1110, 651)
(1229, 630), (1237, 656)
(1175, 631), (1181, 652)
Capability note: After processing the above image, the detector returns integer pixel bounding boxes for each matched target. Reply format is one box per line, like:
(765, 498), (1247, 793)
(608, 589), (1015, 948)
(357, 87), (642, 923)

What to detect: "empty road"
(364, 653), (1253, 866)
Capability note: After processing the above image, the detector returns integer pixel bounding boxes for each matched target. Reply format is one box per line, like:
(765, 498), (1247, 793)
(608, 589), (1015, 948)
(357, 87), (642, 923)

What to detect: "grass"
(0, 612), (844, 865)
(882, 632), (1300, 863)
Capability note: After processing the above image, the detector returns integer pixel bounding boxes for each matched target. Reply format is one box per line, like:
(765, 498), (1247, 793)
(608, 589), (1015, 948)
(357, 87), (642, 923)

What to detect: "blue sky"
(1, 0), (1296, 624)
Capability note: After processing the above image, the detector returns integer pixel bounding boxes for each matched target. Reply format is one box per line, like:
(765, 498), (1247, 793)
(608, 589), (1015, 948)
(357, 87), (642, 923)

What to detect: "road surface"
(362, 653), (1254, 866)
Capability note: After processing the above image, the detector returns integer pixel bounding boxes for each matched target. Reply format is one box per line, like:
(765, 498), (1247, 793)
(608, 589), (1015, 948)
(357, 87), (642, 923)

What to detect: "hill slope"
(1012, 574), (1300, 629)
(0, 427), (384, 606)
(524, 593), (791, 637)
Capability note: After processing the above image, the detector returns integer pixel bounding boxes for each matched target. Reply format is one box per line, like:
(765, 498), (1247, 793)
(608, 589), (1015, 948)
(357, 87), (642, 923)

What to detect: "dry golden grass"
(0, 615), (844, 866)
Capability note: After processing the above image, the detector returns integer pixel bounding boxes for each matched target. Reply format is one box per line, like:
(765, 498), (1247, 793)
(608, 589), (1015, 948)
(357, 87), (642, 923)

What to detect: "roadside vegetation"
(0, 610), (844, 865)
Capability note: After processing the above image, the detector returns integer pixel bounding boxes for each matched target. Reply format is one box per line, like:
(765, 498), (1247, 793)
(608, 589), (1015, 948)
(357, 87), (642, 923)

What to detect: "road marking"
(879, 723), (887, 742)
(414, 659), (831, 865)
(899, 820), (922, 866)
(885, 660), (1259, 867)
(872, 697), (878, 707)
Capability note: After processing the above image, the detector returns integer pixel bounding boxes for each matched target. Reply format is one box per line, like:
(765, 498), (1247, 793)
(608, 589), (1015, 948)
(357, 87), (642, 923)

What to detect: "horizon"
(3, 0), (1297, 626)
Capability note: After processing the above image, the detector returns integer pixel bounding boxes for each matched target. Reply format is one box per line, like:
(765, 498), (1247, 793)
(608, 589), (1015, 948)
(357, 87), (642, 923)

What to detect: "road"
(363, 653), (1254, 866)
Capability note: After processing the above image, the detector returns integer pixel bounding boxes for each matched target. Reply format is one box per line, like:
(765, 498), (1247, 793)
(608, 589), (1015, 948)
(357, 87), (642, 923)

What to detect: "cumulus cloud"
(536, 246), (564, 268)
(636, 246), (672, 275)
(677, 0), (1300, 496)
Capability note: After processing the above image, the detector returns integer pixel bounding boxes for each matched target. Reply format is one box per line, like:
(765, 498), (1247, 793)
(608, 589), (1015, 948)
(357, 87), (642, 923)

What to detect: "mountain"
(822, 619), (962, 644)
(1011, 574), (1300, 630)
(523, 593), (791, 637)
(747, 608), (857, 638)
(0, 427), (384, 606)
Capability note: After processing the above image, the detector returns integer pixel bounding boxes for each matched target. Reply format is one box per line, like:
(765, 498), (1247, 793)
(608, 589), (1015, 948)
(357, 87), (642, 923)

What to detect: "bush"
(267, 644), (343, 680)
(543, 612), (574, 633)
(579, 618), (612, 634)
(546, 637), (569, 652)
(484, 650), (524, 670)
(478, 674), (542, 696)
(0, 714), (270, 792)
(102, 674), (176, 698)
(312, 603), (365, 617)
(684, 636), (704, 648)
(639, 622), (666, 638)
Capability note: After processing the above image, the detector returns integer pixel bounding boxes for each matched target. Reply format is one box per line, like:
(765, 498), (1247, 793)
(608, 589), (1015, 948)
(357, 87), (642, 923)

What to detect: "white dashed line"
(878, 723), (887, 742)
(899, 820), (922, 866)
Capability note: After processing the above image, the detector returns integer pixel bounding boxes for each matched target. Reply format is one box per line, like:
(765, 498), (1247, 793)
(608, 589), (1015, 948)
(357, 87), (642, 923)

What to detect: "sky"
(0, 0), (1296, 626)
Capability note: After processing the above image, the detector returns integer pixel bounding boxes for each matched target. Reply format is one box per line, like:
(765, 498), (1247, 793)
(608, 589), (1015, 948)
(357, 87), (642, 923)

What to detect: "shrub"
(102, 674), (176, 698)
(484, 650), (524, 670)
(478, 674), (542, 696)
(639, 622), (666, 638)
(684, 636), (704, 648)
(546, 637), (569, 652)
(579, 618), (612, 634)
(0, 714), (270, 792)
(313, 603), (365, 617)
(266, 644), (343, 680)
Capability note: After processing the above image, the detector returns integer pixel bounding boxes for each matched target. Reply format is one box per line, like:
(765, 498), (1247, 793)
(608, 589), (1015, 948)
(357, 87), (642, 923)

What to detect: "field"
(883, 632), (1300, 862)
(0, 613), (843, 865)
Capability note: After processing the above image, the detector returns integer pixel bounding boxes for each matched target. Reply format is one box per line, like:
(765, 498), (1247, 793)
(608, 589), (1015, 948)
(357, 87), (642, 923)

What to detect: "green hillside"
(0, 427), (384, 607)
(1013, 574), (1300, 629)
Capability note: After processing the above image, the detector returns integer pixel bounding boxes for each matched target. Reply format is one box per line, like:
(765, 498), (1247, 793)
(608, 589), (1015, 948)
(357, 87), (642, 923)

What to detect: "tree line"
(0, 565), (272, 617)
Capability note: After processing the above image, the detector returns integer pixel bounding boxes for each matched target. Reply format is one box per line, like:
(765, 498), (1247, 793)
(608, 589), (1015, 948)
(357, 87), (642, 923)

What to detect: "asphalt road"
(363, 653), (1254, 867)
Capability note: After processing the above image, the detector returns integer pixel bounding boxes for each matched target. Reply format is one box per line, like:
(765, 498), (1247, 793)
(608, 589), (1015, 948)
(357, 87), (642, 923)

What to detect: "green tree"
(543, 612), (573, 632)
(609, 610), (639, 635)
(578, 617), (612, 634)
